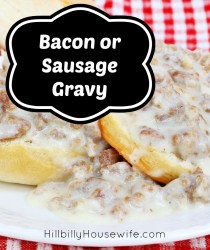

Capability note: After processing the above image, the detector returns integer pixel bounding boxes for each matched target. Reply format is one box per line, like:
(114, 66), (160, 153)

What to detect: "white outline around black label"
(7, 5), (155, 123)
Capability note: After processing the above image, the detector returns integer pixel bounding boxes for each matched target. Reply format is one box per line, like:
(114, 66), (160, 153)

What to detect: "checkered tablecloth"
(1, 0), (210, 249)
(1, 236), (210, 249)
(97, 0), (210, 51)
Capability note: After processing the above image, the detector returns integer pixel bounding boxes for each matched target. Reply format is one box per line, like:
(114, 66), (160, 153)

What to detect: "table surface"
(1, 0), (210, 249)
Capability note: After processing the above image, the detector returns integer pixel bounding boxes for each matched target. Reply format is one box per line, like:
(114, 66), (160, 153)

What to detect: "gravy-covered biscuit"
(100, 42), (210, 183)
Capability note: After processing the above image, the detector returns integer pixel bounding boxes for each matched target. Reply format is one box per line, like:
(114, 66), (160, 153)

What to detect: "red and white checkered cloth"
(97, 0), (210, 51)
(1, 0), (210, 249)
(1, 236), (210, 249)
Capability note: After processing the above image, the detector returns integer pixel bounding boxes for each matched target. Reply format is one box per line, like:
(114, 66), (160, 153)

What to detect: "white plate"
(1, 181), (210, 246)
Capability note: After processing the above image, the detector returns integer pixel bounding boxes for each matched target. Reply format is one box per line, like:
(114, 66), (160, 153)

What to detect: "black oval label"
(6, 4), (155, 124)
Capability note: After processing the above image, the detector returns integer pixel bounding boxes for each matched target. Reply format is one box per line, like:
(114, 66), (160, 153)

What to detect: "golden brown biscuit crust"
(0, 0), (95, 48)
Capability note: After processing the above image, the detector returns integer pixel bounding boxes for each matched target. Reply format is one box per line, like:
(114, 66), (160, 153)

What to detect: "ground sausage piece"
(34, 114), (49, 130)
(99, 148), (121, 167)
(139, 126), (165, 139)
(69, 124), (82, 130)
(0, 114), (31, 141)
(0, 90), (14, 111)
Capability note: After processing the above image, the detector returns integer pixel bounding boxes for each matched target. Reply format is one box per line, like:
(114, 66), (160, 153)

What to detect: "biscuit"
(100, 42), (210, 183)
(0, 0), (94, 48)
